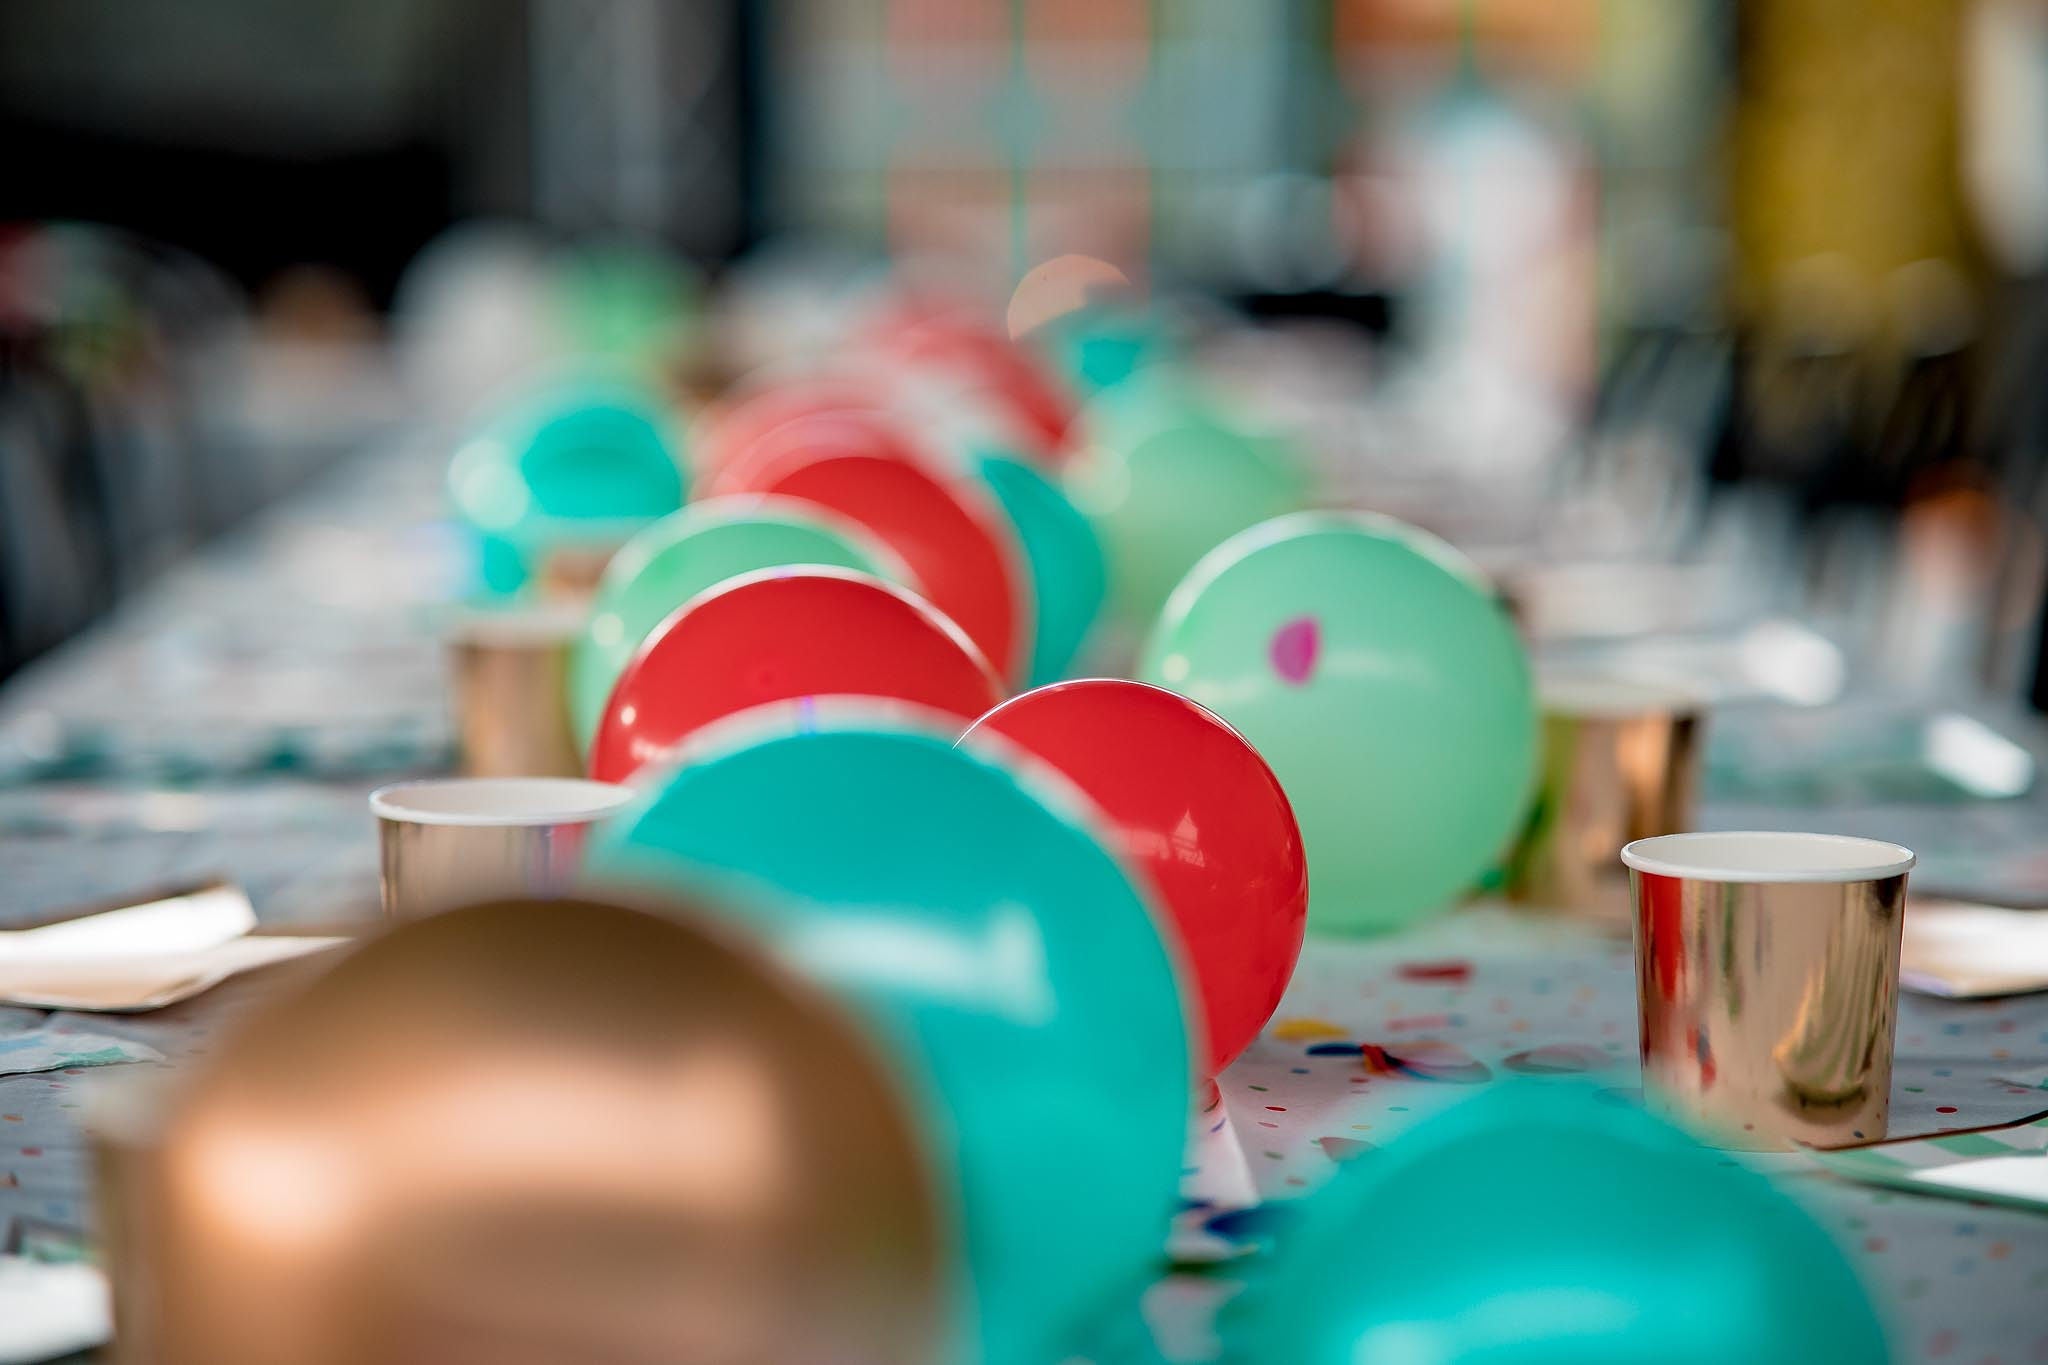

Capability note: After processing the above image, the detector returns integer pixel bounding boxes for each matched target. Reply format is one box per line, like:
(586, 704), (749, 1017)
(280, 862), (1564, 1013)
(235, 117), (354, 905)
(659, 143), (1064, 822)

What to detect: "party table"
(2, 439), (2046, 1363)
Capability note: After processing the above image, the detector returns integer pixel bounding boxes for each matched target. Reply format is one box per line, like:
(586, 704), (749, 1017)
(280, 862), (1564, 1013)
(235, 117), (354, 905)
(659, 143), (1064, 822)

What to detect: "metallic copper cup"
(369, 777), (633, 919)
(1623, 831), (1915, 1151)
(93, 897), (949, 1365)
(444, 603), (587, 778)
(1506, 678), (1703, 930)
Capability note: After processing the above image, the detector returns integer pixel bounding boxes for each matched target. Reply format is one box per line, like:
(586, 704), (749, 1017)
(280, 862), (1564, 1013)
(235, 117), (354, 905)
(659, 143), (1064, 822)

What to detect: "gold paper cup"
(370, 777), (633, 919)
(1507, 677), (1703, 929)
(444, 603), (586, 778)
(1622, 831), (1914, 1151)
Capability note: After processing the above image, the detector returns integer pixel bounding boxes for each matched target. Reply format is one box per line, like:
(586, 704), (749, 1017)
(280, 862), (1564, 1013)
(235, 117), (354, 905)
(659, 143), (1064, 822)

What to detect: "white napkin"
(1901, 898), (2048, 998)
(0, 1257), (109, 1364)
(0, 881), (345, 1012)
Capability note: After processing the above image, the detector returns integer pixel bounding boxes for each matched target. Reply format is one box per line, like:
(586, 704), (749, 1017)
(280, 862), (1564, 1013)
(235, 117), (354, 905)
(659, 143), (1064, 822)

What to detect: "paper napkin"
(1900, 898), (2048, 999)
(0, 880), (345, 1012)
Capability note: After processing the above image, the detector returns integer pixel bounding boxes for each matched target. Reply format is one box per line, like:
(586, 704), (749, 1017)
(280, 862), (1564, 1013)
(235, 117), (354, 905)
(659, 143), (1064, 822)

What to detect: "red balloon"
(591, 568), (1003, 784)
(693, 376), (884, 483)
(878, 316), (1076, 462)
(717, 439), (1032, 686)
(964, 679), (1307, 1074)
(705, 407), (917, 499)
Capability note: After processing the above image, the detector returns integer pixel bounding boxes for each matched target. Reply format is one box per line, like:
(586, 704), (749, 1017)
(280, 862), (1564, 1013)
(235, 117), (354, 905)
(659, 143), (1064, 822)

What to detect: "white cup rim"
(1538, 672), (1708, 718)
(370, 777), (633, 828)
(1620, 831), (1915, 884)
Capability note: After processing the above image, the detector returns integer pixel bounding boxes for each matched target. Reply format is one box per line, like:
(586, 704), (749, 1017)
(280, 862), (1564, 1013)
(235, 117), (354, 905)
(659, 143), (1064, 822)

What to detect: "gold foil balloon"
(99, 898), (948, 1365)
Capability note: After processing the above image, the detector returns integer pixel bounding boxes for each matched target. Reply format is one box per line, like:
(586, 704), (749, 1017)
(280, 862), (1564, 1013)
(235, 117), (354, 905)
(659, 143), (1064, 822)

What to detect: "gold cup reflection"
(445, 603), (587, 778)
(98, 898), (948, 1365)
(1508, 678), (1702, 930)
(1623, 832), (1913, 1151)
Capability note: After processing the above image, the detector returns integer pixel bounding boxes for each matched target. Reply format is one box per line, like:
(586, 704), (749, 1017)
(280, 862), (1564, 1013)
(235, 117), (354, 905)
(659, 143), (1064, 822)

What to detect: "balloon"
(716, 435), (1032, 684)
(874, 312), (1076, 460)
(588, 568), (1001, 783)
(566, 497), (901, 752)
(112, 898), (948, 1365)
(1005, 254), (1135, 345)
(449, 379), (686, 594)
(586, 722), (1193, 1365)
(1064, 381), (1307, 628)
(704, 405), (914, 497)
(964, 679), (1305, 1073)
(1226, 1085), (1887, 1364)
(1041, 306), (1165, 395)
(973, 453), (1106, 684)
(1143, 512), (1536, 934)
(691, 374), (882, 484)
(553, 241), (703, 368)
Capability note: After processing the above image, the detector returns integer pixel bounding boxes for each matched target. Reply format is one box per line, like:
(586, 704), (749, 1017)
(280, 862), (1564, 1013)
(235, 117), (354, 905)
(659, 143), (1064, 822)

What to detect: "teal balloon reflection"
(1143, 512), (1535, 934)
(450, 379), (687, 593)
(975, 452), (1106, 684)
(586, 720), (1192, 1365)
(566, 498), (896, 752)
(1227, 1085), (1888, 1365)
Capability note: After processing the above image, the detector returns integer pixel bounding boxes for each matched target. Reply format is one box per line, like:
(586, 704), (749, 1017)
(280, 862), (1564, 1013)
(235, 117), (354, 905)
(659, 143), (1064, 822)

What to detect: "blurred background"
(2, 0), (2046, 718)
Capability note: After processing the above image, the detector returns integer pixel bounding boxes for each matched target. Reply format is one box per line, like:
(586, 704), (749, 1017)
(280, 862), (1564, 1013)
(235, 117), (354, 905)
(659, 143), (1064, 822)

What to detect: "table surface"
(3, 439), (2046, 1364)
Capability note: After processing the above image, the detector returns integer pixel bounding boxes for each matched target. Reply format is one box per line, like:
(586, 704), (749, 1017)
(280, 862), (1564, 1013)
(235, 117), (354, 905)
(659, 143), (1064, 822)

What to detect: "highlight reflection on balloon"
(964, 679), (1305, 1073)
(1145, 512), (1537, 935)
(566, 497), (901, 752)
(587, 721), (1193, 1365)
(1226, 1084), (1887, 1364)
(588, 567), (1001, 784)
(102, 898), (948, 1365)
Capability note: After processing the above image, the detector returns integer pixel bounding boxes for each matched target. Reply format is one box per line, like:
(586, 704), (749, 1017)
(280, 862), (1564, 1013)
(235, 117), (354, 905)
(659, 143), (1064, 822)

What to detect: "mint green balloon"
(567, 499), (895, 751)
(450, 379), (686, 593)
(1065, 380), (1308, 628)
(975, 452), (1106, 685)
(1143, 512), (1535, 934)
(586, 722), (1192, 1365)
(1226, 1085), (1888, 1364)
(555, 242), (703, 366)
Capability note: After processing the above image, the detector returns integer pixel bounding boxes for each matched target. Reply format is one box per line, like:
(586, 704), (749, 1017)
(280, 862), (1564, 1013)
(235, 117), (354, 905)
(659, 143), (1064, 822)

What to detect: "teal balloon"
(1065, 378), (1308, 629)
(449, 379), (686, 591)
(1041, 307), (1166, 394)
(567, 499), (894, 752)
(975, 452), (1106, 685)
(586, 722), (1192, 1365)
(1142, 512), (1535, 934)
(1227, 1085), (1888, 1364)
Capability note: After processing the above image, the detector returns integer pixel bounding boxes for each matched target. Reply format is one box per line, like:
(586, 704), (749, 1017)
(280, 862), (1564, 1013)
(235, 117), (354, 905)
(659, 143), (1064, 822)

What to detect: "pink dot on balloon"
(1270, 616), (1319, 686)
